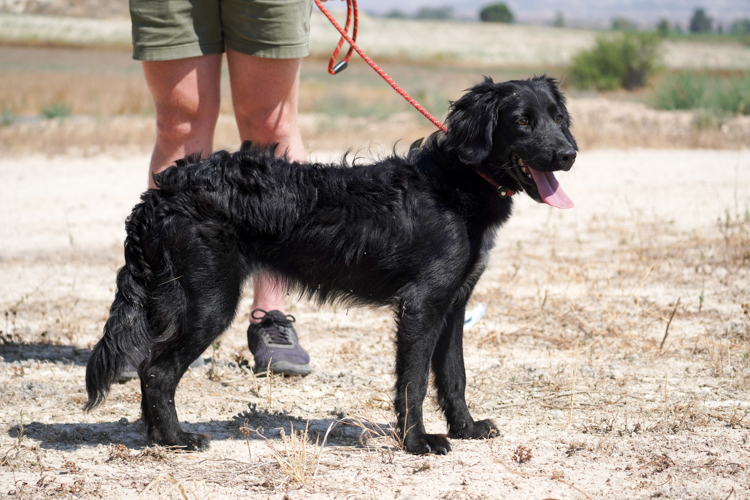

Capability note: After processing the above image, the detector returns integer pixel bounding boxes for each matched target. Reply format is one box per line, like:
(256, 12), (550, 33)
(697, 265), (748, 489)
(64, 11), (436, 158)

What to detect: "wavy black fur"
(85, 76), (578, 454)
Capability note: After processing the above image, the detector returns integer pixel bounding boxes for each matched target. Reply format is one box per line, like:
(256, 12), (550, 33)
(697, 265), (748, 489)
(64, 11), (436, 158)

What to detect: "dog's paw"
(149, 430), (211, 451)
(448, 418), (500, 440)
(404, 433), (452, 455)
(470, 419), (500, 439)
(183, 432), (211, 451)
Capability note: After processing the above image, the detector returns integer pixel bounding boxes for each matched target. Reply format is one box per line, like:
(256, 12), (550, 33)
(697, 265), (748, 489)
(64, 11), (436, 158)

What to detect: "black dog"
(86, 76), (577, 455)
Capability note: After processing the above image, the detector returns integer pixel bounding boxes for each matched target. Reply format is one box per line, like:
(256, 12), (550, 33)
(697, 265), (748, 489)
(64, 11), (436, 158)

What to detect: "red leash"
(314, 0), (514, 197)
(314, 0), (447, 132)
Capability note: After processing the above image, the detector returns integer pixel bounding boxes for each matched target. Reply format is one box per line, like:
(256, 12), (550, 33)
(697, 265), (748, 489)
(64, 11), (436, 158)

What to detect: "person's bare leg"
(115, 55), (223, 381)
(142, 54), (223, 188)
(226, 50), (305, 319)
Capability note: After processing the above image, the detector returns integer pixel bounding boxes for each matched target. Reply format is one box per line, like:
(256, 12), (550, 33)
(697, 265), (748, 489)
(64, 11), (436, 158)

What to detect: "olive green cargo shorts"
(130, 0), (313, 61)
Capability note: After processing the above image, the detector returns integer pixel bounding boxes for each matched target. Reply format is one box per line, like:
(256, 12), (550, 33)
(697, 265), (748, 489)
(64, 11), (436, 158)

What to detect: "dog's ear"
(443, 77), (503, 166)
(539, 76), (579, 151)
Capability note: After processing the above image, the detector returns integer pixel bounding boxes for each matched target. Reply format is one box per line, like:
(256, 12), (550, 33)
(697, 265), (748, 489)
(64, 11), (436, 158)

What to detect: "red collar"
(475, 169), (515, 198)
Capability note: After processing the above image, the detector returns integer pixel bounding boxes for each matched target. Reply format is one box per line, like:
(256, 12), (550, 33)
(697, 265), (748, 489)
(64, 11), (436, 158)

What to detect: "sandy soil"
(1, 144), (749, 499)
(1, 6), (749, 497)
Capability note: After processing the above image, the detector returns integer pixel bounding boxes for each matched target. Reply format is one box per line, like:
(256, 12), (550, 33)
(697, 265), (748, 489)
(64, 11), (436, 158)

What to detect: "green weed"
(0, 108), (13, 126)
(655, 72), (750, 116)
(568, 31), (662, 91)
(41, 101), (73, 119)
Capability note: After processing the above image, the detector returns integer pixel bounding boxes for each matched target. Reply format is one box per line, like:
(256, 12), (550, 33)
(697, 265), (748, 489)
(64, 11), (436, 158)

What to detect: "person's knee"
(155, 109), (218, 148)
(237, 106), (299, 145)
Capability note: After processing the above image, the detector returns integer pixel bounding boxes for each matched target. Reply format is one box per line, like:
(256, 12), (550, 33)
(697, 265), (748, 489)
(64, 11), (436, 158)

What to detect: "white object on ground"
(464, 303), (486, 330)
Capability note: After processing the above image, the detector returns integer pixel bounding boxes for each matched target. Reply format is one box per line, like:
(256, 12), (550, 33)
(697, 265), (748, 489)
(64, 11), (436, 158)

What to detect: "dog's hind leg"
(432, 306), (499, 441)
(140, 234), (246, 451)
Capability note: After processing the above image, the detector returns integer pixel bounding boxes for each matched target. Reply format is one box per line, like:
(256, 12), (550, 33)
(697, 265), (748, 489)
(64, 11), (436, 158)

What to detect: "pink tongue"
(527, 167), (574, 209)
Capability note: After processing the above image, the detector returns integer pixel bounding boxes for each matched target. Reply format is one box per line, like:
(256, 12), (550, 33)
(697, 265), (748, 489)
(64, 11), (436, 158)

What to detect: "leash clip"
(319, 0), (358, 76)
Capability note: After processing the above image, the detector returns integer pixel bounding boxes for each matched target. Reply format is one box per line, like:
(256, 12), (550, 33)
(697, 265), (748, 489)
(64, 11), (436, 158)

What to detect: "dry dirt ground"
(1, 10), (750, 499)
(1, 144), (749, 499)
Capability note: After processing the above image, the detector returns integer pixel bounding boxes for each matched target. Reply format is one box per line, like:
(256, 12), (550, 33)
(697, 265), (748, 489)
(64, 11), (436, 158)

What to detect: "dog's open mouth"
(509, 154), (574, 209)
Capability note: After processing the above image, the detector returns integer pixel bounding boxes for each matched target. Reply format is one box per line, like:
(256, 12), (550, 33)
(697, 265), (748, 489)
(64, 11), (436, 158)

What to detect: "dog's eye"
(555, 115), (563, 124)
(516, 118), (529, 126)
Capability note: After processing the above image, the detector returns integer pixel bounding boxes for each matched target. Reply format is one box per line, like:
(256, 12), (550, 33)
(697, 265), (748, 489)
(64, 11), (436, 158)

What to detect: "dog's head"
(442, 76), (577, 209)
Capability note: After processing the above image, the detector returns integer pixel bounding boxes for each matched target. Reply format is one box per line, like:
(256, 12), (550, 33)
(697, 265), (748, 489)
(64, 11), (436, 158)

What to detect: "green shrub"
(0, 109), (13, 126)
(732, 18), (750, 36)
(655, 72), (750, 115)
(479, 3), (514, 23)
(553, 12), (565, 28)
(692, 109), (732, 130)
(384, 10), (406, 19)
(568, 31), (662, 91)
(657, 19), (670, 37)
(689, 8), (713, 34)
(611, 16), (636, 31)
(415, 7), (453, 20)
(41, 102), (73, 119)
(654, 73), (706, 110)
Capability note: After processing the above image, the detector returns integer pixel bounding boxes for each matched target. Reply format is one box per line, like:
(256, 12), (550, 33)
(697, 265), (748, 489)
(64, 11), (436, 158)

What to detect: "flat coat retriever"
(86, 76), (577, 455)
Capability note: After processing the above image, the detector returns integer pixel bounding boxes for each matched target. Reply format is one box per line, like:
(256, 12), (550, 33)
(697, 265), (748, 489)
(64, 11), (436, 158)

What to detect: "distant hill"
(364, 0), (750, 29)
(2, 0), (750, 29)
(2, 11), (749, 70)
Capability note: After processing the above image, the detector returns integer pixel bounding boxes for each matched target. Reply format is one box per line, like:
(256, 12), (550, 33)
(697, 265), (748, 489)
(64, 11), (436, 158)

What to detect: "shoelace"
(251, 309), (296, 345)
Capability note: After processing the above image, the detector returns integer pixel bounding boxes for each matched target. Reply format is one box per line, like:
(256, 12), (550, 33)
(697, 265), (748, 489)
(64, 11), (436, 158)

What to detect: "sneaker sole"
(116, 370), (138, 383)
(254, 361), (312, 376)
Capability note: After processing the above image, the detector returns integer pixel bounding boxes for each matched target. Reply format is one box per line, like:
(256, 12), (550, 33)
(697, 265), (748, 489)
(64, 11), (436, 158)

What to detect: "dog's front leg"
(394, 304), (451, 455)
(433, 306), (499, 441)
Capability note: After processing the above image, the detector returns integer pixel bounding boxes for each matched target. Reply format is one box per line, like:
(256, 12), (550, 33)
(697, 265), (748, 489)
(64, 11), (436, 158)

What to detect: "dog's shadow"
(10, 409), (391, 452)
(0, 341), (90, 366)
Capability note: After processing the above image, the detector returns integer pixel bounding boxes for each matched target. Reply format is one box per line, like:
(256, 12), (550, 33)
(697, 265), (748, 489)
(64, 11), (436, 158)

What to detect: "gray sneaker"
(116, 358), (204, 382)
(247, 309), (312, 376)
(116, 363), (139, 383)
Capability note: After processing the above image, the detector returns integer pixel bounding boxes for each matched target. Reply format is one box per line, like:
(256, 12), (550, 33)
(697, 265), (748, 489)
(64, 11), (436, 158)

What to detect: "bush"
(655, 72), (750, 115)
(568, 31), (662, 91)
(384, 10), (406, 19)
(415, 7), (453, 20)
(0, 109), (13, 127)
(553, 12), (565, 28)
(657, 19), (670, 37)
(689, 8), (713, 33)
(41, 102), (73, 119)
(731, 18), (750, 36)
(611, 16), (636, 31)
(479, 3), (514, 23)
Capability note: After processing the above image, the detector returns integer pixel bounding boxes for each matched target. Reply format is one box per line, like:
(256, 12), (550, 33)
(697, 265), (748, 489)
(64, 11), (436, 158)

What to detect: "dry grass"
(2, 45), (750, 156)
(345, 402), (404, 455)
(239, 420), (333, 490)
(461, 204), (750, 449)
(568, 97), (750, 150)
(1, 40), (749, 500)
(106, 443), (175, 463)
(0, 413), (44, 471)
(141, 473), (213, 500)
(0, 175), (747, 498)
(0, 71), (153, 117)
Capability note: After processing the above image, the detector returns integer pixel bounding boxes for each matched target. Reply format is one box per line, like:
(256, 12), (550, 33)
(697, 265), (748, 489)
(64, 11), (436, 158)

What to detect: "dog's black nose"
(557, 148), (577, 171)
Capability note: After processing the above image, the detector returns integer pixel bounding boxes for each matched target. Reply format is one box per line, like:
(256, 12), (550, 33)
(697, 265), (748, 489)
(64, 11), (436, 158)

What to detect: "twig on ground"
(660, 297), (681, 350)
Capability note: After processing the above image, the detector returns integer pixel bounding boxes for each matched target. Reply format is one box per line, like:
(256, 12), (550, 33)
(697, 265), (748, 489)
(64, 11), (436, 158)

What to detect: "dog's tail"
(85, 193), (158, 411)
